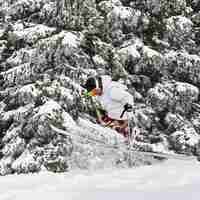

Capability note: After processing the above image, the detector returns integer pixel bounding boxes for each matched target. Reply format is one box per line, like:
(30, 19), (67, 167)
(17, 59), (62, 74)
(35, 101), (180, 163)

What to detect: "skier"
(83, 75), (134, 137)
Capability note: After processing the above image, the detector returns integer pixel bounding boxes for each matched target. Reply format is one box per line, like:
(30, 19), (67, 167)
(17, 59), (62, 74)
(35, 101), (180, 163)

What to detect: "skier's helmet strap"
(97, 76), (103, 91)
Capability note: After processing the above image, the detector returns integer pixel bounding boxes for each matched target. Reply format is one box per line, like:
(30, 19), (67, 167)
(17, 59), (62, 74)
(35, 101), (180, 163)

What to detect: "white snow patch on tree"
(35, 100), (62, 117)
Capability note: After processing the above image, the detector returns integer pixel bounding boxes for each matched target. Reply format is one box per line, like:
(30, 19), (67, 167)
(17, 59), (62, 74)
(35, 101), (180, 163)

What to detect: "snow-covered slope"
(1, 0), (200, 176)
(1, 159), (200, 200)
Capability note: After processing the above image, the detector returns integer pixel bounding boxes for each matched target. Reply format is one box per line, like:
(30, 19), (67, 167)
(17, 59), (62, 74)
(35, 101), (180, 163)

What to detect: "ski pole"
(120, 108), (133, 167)
(126, 112), (134, 167)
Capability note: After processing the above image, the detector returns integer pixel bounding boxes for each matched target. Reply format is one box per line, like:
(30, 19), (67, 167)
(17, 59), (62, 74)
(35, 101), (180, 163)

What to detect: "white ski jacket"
(97, 75), (134, 120)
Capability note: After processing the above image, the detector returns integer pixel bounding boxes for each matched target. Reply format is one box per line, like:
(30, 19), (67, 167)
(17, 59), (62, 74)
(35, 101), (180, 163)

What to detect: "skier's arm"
(109, 87), (134, 106)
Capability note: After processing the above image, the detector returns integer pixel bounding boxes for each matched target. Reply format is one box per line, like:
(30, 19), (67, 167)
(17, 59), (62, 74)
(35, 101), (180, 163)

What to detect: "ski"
(50, 125), (195, 161)
(127, 147), (195, 160)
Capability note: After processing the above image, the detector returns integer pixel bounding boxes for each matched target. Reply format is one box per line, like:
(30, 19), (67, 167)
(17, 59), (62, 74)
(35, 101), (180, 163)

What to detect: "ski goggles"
(82, 88), (99, 97)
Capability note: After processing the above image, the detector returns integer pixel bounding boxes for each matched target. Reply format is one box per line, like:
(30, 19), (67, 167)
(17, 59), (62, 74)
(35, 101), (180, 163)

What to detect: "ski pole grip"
(120, 109), (126, 118)
(120, 104), (133, 118)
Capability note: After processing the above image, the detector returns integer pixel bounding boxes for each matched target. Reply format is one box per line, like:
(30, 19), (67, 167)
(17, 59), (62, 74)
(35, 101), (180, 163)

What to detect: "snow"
(151, 142), (169, 153)
(165, 50), (200, 63)
(143, 46), (161, 58)
(77, 118), (124, 145)
(62, 111), (76, 128)
(19, 84), (41, 98)
(111, 0), (122, 6)
(185, 131), (199, 146)
(166, 16), (193, 32)
(118, 44), (141, 62)
(113, 6), (133, 20)
(35, 100), (61, 117)
(13, 24), (56, 43)
(93, 55), (107, 67)
(176, 82), (199, 100)
(1, 65), (20, 76)
(62, 32), (80, 48)
(11, 150), (37, 172)
(2, 109), (16, 121)
(1, 159), (200, 200)
(172, 130), (200, 147)
(176, 16), (193, 31)
(3, 126), (21, 143)
(59, 74), (83, 93)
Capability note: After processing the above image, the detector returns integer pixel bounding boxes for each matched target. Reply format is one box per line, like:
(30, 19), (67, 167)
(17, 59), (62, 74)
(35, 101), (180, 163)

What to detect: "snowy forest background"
(0, 0), (200, 175)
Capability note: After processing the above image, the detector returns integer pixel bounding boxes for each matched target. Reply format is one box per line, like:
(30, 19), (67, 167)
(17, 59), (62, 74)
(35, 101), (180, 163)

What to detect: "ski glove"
(124, 103), (133, 112)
